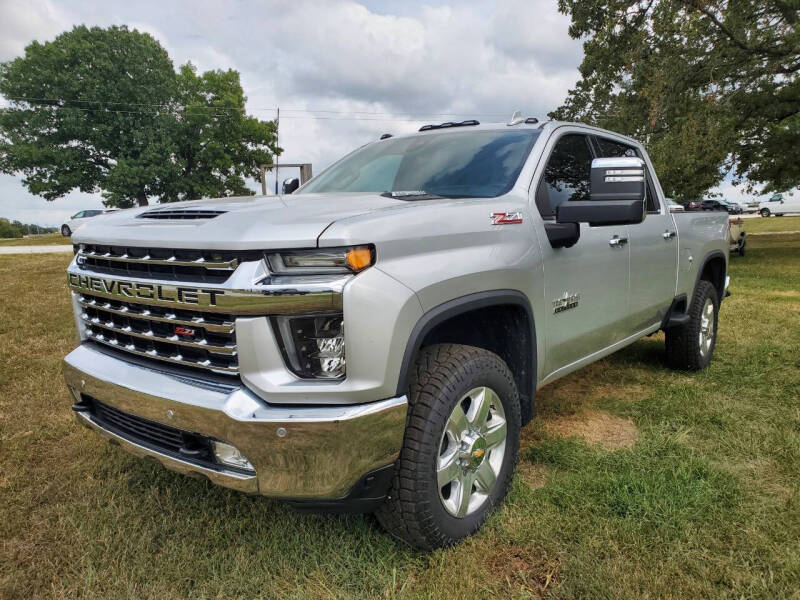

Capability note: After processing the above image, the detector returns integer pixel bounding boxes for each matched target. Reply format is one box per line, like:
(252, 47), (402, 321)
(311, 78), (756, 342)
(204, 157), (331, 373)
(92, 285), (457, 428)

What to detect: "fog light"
(274, 314), (345, 379)
(212, 441), (255, 472)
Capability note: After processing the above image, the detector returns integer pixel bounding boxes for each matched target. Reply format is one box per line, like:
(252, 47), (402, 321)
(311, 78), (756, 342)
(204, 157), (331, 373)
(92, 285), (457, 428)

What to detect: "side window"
(594, 136), (660, 213)
(594, 137), (637, 158)
(73, 211), (84, 219)
(535, 134), (593, 218)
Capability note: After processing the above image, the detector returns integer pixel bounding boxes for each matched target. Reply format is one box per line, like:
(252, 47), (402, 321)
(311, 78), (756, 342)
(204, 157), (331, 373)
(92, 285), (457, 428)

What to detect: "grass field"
(741, 215), (800, 234)
(0, 233), (69, 246)
(1, 231), (799, 599)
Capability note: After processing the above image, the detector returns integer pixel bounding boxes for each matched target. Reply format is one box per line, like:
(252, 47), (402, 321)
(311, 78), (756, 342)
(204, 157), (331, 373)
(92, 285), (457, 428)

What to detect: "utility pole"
(274, 107), (280, 195)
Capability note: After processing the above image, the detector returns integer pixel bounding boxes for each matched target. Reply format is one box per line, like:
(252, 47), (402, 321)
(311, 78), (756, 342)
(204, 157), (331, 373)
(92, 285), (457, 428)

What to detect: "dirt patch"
(517, 463), (548, 490)
(484, 543), (560, 598)
(544, 409), (639, 449)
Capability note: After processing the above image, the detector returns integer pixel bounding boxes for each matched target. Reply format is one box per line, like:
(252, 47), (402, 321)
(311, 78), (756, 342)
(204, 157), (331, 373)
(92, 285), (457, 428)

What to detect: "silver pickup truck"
(62, 118), (729, 549)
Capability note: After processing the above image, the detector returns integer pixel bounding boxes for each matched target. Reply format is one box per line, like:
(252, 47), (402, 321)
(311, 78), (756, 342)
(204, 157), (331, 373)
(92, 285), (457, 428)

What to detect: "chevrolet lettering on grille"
(67, 273), (224, 306)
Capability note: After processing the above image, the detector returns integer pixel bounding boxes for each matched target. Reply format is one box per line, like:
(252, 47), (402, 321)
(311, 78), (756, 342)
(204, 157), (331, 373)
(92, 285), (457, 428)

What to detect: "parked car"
(61, 209), (112, 236)
(728, 217), (746, 256)
(62, 118), (729, 550)
(759, 192), (800, 217)
(701, 199), (742, 214)
(666, 198), (685, 212)
(686, 200), (702, 211)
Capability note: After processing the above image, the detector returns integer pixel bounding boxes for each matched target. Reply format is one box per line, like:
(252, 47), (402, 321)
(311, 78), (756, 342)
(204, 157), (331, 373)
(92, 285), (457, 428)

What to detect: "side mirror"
(556, 157), (646, 226)
(282, 177), (300, 195)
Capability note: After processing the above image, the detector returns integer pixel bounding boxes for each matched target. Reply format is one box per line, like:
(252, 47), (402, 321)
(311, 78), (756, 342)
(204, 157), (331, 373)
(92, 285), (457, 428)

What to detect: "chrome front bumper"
(63, 344), (407, 499)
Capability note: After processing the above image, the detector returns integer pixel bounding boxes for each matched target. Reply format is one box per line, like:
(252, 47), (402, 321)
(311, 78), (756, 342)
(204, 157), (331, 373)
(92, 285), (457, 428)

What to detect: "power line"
(1, 95), (510, 119)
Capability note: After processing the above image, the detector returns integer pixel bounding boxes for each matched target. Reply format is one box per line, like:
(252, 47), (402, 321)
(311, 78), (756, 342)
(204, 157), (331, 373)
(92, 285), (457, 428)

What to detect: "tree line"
(0, 218), (57, 238)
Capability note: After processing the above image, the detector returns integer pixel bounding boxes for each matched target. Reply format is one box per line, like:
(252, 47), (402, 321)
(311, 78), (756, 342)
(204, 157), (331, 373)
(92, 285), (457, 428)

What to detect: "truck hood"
(71, 193), (409, 249)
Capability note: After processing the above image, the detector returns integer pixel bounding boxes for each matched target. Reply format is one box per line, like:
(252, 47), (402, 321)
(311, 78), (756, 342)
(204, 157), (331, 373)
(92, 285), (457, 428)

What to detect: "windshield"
(299, 129), (540, 198)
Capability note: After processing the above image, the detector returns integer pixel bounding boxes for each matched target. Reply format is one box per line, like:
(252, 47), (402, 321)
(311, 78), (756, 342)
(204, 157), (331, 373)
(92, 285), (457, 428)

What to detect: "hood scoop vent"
(138, 208), (227, 220)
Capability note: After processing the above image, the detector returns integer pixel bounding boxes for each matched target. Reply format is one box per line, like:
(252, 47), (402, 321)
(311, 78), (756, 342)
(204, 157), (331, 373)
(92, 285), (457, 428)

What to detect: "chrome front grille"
(76, 244), (263, 283)
(78, 293), (238, 374)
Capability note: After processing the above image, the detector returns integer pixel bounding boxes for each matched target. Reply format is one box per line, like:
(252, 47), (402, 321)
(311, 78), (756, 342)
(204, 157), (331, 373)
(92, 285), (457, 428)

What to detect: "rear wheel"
(61, 225), (71, 236)
(760, 208), (771, 217)
(376, 344), (520, 550)
(665, 280), (719, 370)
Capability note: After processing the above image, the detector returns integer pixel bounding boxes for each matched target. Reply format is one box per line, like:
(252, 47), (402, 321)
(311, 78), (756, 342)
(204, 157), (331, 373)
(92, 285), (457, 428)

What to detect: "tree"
(0, 26), (177, 206)
(155, 64), (277, 203)
(0, 25), (279, 207)
(551, 1), (800, 201)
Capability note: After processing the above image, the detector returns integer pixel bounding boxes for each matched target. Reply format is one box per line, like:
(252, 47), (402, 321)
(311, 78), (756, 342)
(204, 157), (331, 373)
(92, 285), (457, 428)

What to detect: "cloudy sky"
(0, 0), (762, 226)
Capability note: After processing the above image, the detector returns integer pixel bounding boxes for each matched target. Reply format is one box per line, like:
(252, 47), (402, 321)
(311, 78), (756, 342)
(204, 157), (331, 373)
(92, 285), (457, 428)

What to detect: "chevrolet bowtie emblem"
(472, 448), (485, 459)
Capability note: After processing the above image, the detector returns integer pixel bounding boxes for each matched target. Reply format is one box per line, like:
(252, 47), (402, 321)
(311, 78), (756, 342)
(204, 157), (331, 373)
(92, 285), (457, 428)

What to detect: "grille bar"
(79, 249), (238, 270)
(85, 330), (239, 373)
(82, 318), (237, 355)
(79, 291), (239, 375)
(75, 244), (263, 284)
(78, 295), (235, 335)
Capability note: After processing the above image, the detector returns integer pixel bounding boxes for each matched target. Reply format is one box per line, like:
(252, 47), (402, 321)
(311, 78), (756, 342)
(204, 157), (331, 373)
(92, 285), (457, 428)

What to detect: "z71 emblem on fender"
(490, 211), (523, 225)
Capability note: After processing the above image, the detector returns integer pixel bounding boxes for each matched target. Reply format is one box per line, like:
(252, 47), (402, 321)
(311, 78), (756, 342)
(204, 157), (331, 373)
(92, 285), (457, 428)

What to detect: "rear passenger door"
(534, 132), (631, 376)
(593, 136), (678, 331)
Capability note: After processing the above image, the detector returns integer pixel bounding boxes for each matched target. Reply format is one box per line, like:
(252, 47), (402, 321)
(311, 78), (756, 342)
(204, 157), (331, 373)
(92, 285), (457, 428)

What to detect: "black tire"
(375, 344), (521, 550)
(760, 208), (770, 217)
(61, 225), (71, 236)
(665, 280), (719, 370)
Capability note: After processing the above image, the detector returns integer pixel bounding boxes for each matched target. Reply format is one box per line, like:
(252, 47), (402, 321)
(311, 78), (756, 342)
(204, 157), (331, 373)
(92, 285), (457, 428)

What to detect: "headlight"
(266, 245), (374, 275)
(274, 313), (346, 379)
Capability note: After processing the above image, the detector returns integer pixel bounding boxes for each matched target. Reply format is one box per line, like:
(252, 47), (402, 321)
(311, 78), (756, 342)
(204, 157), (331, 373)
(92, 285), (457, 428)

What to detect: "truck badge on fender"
(553, 293), (581, 314)
(490, 211), (523, 225)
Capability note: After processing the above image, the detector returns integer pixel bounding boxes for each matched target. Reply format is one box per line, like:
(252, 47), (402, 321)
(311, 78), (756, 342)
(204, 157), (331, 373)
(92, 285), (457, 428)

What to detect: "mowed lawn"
(1, 233), (798, 600)
(0, 233), (69, 246)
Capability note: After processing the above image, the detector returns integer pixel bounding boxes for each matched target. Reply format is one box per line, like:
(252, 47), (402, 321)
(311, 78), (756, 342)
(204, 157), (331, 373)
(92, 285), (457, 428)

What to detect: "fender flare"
(691, 250), (728, 303)
(394, 290), (537, 418)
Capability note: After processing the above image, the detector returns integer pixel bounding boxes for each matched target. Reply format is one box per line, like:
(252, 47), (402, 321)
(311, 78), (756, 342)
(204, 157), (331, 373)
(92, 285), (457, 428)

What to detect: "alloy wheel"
(437, 386), (507, 518)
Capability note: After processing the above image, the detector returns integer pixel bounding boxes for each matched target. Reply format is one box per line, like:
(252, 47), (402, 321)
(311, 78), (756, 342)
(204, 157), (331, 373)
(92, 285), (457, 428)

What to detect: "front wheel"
(665, 280), (719, 370)
(376, 344), (521, 550)
(61, 225), (71, 236)
(760, 208), (771, 217)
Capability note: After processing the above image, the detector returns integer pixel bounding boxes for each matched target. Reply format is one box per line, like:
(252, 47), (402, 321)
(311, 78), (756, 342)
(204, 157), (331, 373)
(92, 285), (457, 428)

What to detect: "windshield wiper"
(381, 190), (447, 200)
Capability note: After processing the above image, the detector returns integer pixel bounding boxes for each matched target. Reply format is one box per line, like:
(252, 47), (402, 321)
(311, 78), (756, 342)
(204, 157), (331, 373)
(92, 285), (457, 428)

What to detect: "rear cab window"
(592, 135), (661, 213)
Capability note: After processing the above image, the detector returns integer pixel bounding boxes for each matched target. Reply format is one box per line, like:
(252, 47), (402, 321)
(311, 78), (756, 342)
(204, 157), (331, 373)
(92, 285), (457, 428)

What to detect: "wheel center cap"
(460, 432), (487, 469)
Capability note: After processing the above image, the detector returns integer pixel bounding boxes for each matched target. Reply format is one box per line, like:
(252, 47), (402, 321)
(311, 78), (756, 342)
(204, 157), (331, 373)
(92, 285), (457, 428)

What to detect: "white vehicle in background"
(759, 192), (800, 217)
(61, 209), (115, 236)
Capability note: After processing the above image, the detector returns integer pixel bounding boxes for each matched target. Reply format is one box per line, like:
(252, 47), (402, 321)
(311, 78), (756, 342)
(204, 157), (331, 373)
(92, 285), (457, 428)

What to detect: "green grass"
(742, 215), (800, 234)
(0, 233), (70, 246)
(1, 229), (799, 599)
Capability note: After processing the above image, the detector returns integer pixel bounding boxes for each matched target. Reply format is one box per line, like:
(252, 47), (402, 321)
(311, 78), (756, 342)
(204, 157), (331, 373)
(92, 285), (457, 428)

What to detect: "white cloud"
(0, 0), (70, 61)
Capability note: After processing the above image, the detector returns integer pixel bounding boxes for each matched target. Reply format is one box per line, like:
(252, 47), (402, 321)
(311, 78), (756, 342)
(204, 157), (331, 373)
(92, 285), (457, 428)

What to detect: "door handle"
(663, 230), (676, 239)
(609, 235), (628, 247)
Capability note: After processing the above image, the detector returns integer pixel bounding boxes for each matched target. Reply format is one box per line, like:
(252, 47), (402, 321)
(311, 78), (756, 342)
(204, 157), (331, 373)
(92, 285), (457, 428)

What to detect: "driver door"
(534, 132), (631, 377)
